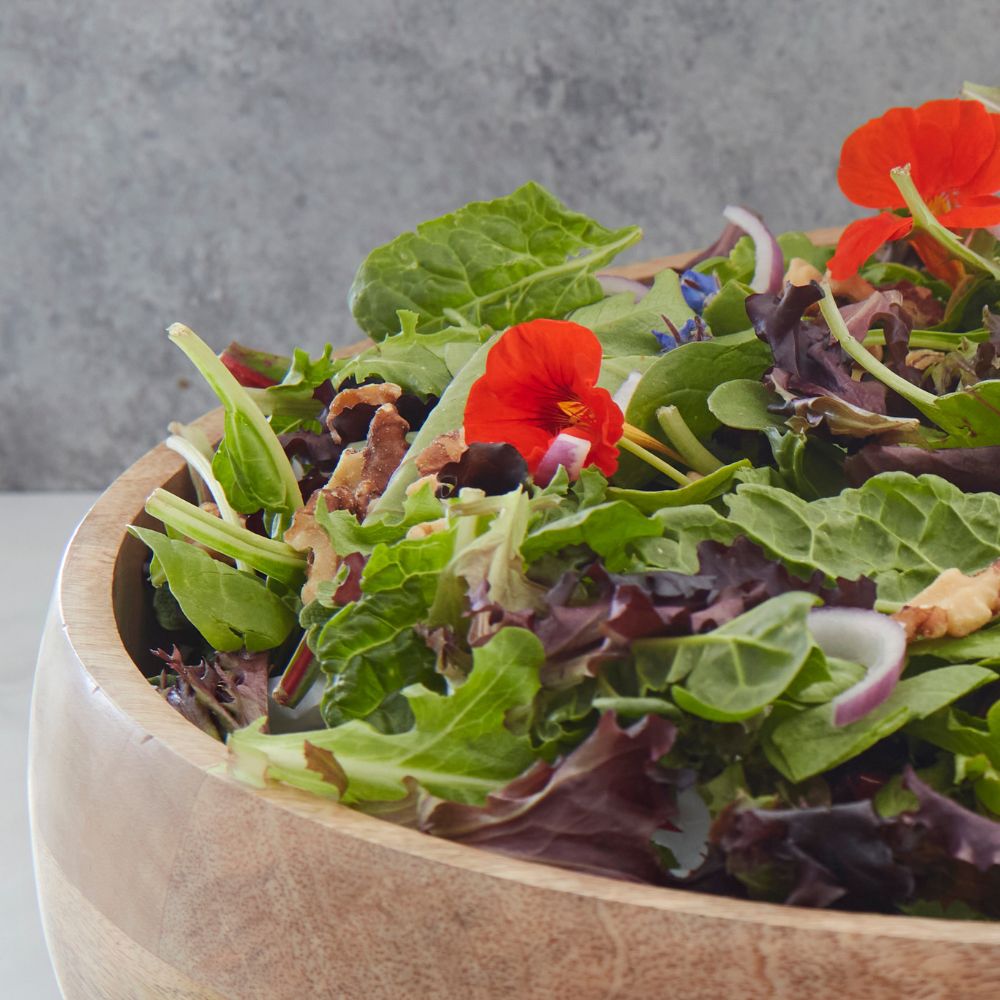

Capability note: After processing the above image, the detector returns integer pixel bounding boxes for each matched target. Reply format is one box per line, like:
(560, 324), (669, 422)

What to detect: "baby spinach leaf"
(633, 591), (818, 722)
(702, 280), (754, 335)
(228, 627), (544, 804)
(707, 379), (786, 431)
(349, 182), (641, 340)
(130, 528), (296, 652)
(616, 336), (772, 487)
(764, 664), (996, 782)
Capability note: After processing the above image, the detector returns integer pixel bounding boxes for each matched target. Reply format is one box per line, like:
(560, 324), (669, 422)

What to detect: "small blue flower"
(652, 316), (711, 353)
(679, 269), (720, 314)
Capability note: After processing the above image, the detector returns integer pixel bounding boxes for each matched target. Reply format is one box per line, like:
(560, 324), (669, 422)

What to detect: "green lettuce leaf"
(334, 311), (491, 398)
(764, 664), (996, 782)
(633, 591), (818, 722)
(349, 182), (641, 340)
(616, 335), (772, 487)
(520, 500), (663, 571)
(228, 627), (544, 804)
(129, 527), (296, 652)
(658, 474), (1000, 605)
(570, 268), (695, 356)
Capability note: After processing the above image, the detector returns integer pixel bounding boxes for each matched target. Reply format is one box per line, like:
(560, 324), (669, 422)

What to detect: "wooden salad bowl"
(29, 240), (1000, 1000)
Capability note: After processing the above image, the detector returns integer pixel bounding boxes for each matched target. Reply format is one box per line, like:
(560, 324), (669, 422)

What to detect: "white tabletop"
(1, 492), (100, 999)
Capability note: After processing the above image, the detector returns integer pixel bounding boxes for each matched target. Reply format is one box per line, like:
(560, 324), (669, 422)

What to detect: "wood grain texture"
(30, 242), (1000, 1000)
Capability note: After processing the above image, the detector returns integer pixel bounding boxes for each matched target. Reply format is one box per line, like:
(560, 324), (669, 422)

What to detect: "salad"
(134, 84), (1000, 918)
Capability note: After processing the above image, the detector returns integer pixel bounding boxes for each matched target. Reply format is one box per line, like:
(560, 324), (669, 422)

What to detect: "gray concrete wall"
(2, 0), (995, 488)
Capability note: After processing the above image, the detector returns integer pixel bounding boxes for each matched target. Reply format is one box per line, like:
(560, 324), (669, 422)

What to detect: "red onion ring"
(721, 205), (784, 295)
(807, 607), (907, 726)
(596, 272), (651, 302)
(534, 433), (591, 486)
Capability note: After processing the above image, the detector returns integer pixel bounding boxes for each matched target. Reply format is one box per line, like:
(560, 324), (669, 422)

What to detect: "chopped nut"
(405, 517), (449, 540)
(285, 488), (341, 605)
(829, 271), (877, 302)
(893, 561), (1000, 640)
(327, 382), (403, 443)
(415, 430), (466, 476)
(351, 403), (410, 515)
(784, 257), (823, 287)
(905, 348), (947, 373)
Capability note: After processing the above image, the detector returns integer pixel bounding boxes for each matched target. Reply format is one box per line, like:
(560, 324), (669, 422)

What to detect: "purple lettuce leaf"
(419, 712), (679, 883)
(712, 798), (914, 909)
(153, 646), (271, 740)
(747, 283), (891, 413)
(844, 444), (1000, 493)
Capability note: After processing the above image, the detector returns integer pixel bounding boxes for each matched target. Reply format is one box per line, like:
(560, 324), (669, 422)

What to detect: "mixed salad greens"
(134, 84), (1000, 917)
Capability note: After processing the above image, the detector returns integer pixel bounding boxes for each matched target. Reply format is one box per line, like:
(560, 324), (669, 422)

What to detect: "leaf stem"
(655, 406), (724, 475)
(164, 434), (251, 573)
(146, 488), (306, 585)
(890, 165), (1000, 280)
(617, 436), (693, 487)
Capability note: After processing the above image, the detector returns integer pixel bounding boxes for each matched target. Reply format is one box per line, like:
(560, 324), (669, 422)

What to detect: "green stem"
(146, 488), (306, 585)
(655, 406), (724, 475)
(168, 324), (303, 516)
(817, 283), (942, 423)
(245, 387), (324, 422)
(617, 436), (693, 487)
(863, 328), (989, 351)
(890, 165), (1000, 280)
(164, 434), (251, 573)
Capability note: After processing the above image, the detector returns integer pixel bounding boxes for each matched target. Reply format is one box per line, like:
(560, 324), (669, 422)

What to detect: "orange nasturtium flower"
(827, 98), (1000, 280)
(464, 319), (624, 479)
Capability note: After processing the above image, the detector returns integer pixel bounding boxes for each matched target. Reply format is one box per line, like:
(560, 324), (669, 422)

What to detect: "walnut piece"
(893, 561), (1000, 640)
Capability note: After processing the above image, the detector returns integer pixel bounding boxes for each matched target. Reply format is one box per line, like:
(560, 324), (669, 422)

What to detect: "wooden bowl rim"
(54, 240), (1000, 945)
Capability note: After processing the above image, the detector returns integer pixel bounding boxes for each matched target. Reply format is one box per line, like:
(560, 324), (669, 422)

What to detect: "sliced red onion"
(721, 205), (784, 295)
(807, 608), (907, 727)
(534, 433), (591, 486)
(596, 272), (650, 302)
(612, 370), (643, 414)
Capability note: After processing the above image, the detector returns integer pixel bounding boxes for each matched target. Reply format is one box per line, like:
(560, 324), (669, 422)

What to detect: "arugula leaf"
(349, 182), (641, 340)
(633, 591), (818, 722)
(130, 528), (297, 652)
(907, 704), (1000, 769)
(764, 665), (996, 782)
(228, 627), (544, 804)
(570, 268), (695, 356)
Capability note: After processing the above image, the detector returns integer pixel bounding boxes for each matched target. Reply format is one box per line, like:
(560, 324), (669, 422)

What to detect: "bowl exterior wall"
(29, 578), (1000, 1000)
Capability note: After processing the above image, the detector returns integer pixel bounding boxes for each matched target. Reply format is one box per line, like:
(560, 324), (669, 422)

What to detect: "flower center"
(556, 399), (590, 425)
